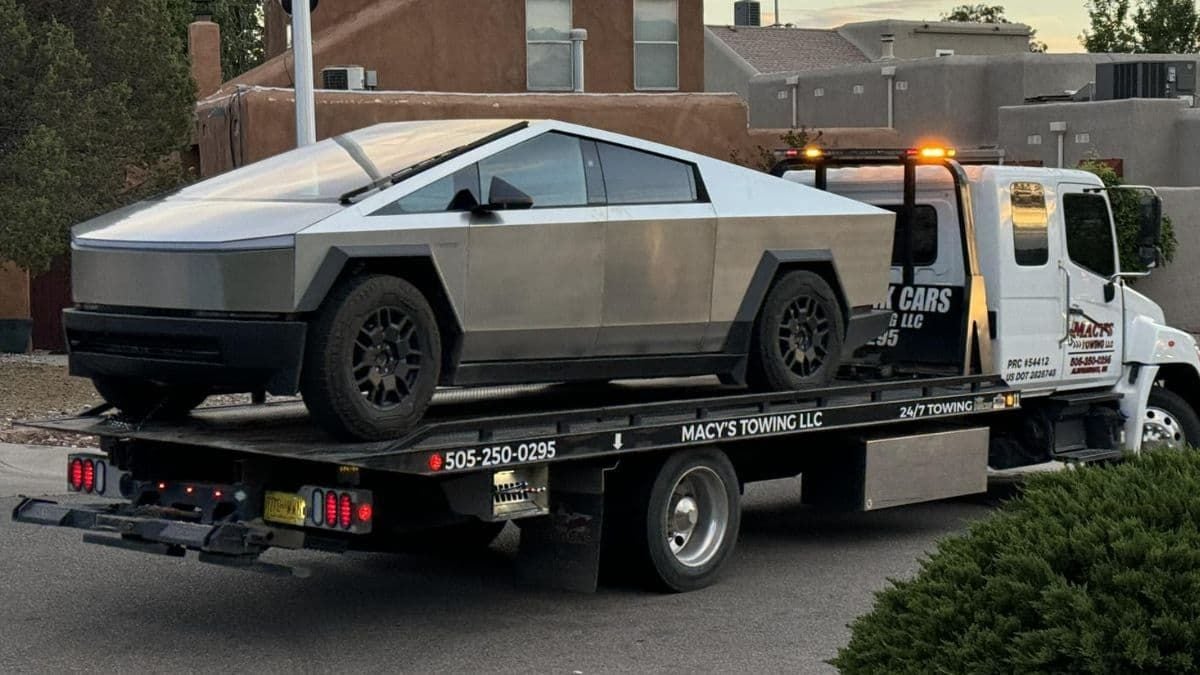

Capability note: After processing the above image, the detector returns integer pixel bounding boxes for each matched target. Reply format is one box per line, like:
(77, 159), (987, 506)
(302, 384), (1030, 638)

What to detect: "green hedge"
(833, 451), (1200, 674)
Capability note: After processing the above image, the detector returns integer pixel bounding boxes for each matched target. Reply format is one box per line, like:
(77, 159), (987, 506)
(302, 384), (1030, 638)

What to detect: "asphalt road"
(0, 444), (991, 673)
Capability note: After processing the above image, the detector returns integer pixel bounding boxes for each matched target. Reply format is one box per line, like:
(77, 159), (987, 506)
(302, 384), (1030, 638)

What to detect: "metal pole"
(291, 0), (316, 146)
(774, 0), (780, 26)
(570, 29), (588, 93)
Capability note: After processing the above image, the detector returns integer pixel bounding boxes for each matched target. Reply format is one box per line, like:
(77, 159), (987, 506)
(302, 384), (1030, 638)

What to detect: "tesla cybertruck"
(67, 120), (894, 440)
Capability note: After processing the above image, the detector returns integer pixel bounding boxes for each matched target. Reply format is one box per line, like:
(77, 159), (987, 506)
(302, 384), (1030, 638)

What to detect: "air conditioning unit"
(1095, 61), (1197, 100)
(322, 65), (369, 91)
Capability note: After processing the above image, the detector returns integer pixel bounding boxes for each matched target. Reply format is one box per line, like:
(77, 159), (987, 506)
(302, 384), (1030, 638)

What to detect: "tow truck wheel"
(748, 270), (844, 391)
(301, 274), (441, 441)
(1143, 388), (1200, 449)
(637, 448), (741, 592)
(91, 376), (208, 419)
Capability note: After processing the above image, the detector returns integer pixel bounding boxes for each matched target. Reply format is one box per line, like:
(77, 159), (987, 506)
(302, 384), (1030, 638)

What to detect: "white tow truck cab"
(781, 148), (1200, 469)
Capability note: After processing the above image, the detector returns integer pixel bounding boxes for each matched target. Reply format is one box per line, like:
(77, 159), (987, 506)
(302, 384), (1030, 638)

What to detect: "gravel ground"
(0, 355), (102, 447)
(0, 353), (297, 448)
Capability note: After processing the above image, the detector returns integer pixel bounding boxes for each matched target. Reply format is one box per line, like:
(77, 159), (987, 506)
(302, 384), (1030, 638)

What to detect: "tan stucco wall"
(232, 0), (703, 94)
(196, 87), (899, 178)
(0, 263), (30, 320)
(189, 21), (222, 99)
(197, 88), (755, 174)
(1134, 188), (1200, 333)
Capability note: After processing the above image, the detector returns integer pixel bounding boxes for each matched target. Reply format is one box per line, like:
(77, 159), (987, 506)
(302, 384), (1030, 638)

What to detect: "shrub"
(832, 451), (1200, 674)
(1079, 160), (1178, 273)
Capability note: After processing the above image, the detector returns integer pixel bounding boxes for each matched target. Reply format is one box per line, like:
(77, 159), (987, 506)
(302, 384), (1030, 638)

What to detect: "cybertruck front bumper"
(64, 309), (307, 395)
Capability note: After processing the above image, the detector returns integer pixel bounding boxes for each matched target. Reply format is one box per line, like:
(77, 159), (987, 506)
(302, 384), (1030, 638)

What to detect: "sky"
(702, 0), (1091, 53)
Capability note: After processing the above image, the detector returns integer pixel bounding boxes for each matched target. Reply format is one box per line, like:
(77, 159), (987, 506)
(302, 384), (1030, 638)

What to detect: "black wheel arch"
(722, 250), (852, 355)
(299, 245), (464, 381)
(1154, 363), (1200, 420)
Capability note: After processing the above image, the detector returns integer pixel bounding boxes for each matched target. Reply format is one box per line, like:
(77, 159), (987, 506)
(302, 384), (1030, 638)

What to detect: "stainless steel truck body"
(66, 119), (894, 439)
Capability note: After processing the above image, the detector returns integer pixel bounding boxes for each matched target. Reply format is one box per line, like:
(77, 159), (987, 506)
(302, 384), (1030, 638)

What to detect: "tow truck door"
(1054, 183), (1124, 390)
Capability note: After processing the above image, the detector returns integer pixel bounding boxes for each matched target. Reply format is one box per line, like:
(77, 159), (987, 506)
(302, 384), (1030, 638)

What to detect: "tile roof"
(708, 25), (870, 74)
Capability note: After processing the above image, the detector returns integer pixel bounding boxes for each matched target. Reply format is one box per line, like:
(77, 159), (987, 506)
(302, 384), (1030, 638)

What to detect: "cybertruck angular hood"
(73, 198), (343, 249)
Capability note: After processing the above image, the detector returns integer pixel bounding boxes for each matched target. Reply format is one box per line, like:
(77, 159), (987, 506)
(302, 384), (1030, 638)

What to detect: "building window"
(634, 0), (679, 90)
(527, 0), (573, 91)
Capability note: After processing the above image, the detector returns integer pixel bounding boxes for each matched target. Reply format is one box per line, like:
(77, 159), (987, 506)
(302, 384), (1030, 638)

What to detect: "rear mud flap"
(514, 461), (614, 593)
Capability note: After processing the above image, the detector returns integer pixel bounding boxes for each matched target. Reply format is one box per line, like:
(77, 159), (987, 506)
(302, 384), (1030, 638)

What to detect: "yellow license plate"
(264, 491), (307, 526)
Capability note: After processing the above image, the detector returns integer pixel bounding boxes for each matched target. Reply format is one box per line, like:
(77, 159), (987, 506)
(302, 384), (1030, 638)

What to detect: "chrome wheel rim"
(1143, 406), (1185, 449)
(665, 466), (729, 568)
(352, 306), (423, 410)
(777, 295), (831, 378)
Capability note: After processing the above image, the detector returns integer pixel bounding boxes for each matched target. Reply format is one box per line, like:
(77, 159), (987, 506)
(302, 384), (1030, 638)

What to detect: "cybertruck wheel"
(301, 275), (441, 441)
(748, 270), (844, 391)
(92, 376), (208, 419)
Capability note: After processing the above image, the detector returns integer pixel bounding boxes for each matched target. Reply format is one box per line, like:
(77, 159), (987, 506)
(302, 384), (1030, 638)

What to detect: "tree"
(1082, 0), (1139, 51)
(209, 0), (266, 81)
(1134, 0), (1199, 53)
(0, 0), (195, 273)
(1080, 160), (1177, 272)
(942, 3), (1009, 22)
(1083, 0), (1199, 52)
(941, 4), (1048, 52)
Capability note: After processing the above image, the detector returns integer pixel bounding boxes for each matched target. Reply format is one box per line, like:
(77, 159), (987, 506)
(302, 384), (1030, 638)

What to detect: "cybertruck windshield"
(171, 119), (523, 203)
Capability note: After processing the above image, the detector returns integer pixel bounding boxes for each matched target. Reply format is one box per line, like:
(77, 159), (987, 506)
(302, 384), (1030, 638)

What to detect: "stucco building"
(241, 0), (705, 94)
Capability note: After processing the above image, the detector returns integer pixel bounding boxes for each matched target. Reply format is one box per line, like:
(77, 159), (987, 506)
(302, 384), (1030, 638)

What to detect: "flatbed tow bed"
(13, 375), (1019, 590)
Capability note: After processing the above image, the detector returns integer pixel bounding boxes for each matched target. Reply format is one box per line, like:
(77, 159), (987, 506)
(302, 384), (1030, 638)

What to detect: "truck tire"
(92, 376), (208, 419)
(1143, 387), (1200, 449)
(748, 270), (844, 391)
(301, 274), (441, 441)
(629, 448), (741, 592)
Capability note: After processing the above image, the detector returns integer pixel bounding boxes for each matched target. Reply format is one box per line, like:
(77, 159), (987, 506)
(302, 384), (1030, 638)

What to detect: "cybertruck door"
(593, 141), (717, 355)
(462, 132), (606, 361)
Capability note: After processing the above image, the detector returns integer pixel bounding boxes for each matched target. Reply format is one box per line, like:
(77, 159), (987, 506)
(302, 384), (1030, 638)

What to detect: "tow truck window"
(1011, 182), (1049, 266)
(880, 204), (938, 267)
(1063, 193), (1116, 277)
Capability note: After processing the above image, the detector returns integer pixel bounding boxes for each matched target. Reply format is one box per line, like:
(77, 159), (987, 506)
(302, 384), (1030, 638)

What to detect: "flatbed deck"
(25, 375), (1019, 477)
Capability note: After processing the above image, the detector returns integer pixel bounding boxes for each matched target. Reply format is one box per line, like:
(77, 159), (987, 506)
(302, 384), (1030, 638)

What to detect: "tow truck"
(14, 147), (1200, 593)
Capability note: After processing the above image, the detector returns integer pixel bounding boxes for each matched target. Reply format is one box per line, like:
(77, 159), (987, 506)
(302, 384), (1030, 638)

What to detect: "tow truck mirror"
(1137, 194), (1163, 269)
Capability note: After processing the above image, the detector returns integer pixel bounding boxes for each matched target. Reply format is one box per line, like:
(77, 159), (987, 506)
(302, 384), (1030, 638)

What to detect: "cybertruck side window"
(880, 204), (938, 267)
(478, 132), (588, 208)
(374, 166), (481, 215)
(1063, 193), (1116, 277)
(595, 141), (699, 204)
(1011, 182), (1049, 266)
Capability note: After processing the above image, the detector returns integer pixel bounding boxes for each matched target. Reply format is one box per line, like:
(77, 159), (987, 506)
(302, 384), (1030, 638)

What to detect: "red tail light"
(356, 503), (373, 523)
(339, 493), (353, 529)
(82, 460), (96, 493)
(68, 459), (84, 491)
(325, 491), (338, 526)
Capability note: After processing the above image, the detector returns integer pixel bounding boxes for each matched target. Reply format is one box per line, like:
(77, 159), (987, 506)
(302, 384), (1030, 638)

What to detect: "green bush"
(833, 451), (1200, 674)
(1079, 160), (1178, 273)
